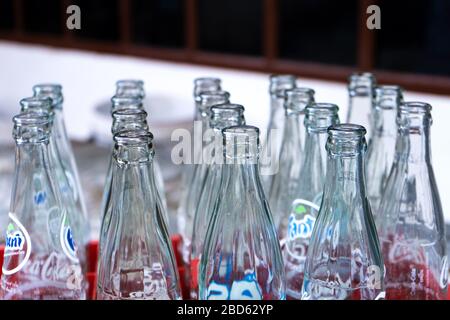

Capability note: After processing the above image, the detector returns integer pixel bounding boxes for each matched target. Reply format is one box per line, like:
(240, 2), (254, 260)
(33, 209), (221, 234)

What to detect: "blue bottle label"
(2, 212), (32, 275)
(206, 274), (263, 300)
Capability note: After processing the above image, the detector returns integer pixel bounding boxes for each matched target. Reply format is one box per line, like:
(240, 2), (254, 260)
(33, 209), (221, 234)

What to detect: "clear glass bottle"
(177, 90), (230, 266)
(301, 124), (385, 300)
(346, 73), (376, 141)
(20, 97), (88, 272)
(99, 107), (171, 256)
(366, 86), (403, 214)
(33, 84), (90, 247)
(96, 130), (181, 300)
(261, 74), (297, 193)
(277, 103), (340, 300)
(190, 103), (245, 299)
(1, 111), (86, 300)
(377, 102), (448, 300)
(268, 88), (316, 230)
(199, 125), (285, 300)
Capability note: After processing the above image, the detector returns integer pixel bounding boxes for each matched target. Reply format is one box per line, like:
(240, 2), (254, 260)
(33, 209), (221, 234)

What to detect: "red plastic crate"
(0, 235), (189, 300)
(0, 240), (448, 300)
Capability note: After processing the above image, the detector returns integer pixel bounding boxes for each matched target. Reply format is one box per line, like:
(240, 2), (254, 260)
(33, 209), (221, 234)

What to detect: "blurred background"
(0, 0), (449, 241)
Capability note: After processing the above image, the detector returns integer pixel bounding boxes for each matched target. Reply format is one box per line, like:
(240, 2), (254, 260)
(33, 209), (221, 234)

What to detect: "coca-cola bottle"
(377, 102), (448, 300)
(1, 111), (86, 299)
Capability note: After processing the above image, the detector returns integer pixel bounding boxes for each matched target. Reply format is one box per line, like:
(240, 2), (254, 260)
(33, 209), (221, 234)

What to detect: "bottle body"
(96, 131), (181, 300)
(301, 124), (385, 300)
(199, 126), (285, 300)
(377, 102), (448, 300)
(1, 113), (86, 300)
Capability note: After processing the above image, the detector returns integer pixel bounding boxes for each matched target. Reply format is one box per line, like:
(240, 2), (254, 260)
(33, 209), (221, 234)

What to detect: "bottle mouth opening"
(116, 79), (144, 88)
(284, 87), (315, 110)
(210, 103), (245, 116)
(348, 72), (375, 82)
(33, 84), (63, 107)
(194, 78), (222, 97)
(399, 102), (432, 114)
(328, 123), (366, 138)
(270, 74), (296, 84)
(20, 97), (53, 111)
(270, 74), (296, 95)
(111, 96), (143, 111)
(305, 103), (339, 115)
(112, 108), (148, 120)
(223, 125), (259, 139)
(13, 111), (50, 127)
(114, 129), (153, 146)
(199, 91), (231, 109)
(194, 77), (221, 86)
(210, 104), (245, 130)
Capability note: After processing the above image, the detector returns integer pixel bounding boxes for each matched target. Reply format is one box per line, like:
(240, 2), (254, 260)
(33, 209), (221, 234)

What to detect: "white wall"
(0, 41), (449, 221)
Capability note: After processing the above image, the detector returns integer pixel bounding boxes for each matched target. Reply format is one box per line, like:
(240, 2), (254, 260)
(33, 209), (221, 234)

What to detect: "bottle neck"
(324, 141), (367, 203)
(223, 162), (263, 199)
(373, 107), (397, 138)
(303, 129), (327, 182)
(324, 152), (366, 202)
(284, 112), (302, 149)
(396, 125), (431, 165)
(111, 155), (159, 231)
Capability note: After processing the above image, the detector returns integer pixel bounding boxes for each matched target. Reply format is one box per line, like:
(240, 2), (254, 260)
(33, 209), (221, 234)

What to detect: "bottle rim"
(305, 102), (339, 115)
(13, 111), (50, 127)
(399, 101), (432, 114)
(115, 79), (144, 88)
(32, 84), (63, 107)
(328, 123), (366, 137)
(113, 129), (153, 146)
(112, 108), (148, 120)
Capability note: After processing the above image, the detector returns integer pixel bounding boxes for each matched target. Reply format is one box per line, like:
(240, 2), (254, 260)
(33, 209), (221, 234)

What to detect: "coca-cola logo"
(23, 252), (79, 283)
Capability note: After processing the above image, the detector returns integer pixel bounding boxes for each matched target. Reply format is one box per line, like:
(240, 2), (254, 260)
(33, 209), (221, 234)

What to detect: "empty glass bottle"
(366, 86), (403, 214)
(177, 90), (230, 266)
(301, 124), (385, 300)
(20, 97), (88, 272)
(261, 75), (296, 193)
(33, 84), (90, 246)
(190, 103), (245, 299)
(377, 102), (448, 300)
(99, 106), (172, 256)
(269, 88), (316, 230)
(346, 73), (376, 141)
(1, 111), (86, 300)
(199, 125), (285, 300)
(276, 103), (340, 300)
(96, 130), (181, 300)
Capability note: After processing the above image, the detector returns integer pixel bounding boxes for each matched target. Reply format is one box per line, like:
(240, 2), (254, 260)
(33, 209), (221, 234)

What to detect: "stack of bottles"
(0, 73), (447, 300)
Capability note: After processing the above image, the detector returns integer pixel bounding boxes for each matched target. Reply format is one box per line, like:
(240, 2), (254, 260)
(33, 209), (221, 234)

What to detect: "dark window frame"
(0, 0), (449, 95)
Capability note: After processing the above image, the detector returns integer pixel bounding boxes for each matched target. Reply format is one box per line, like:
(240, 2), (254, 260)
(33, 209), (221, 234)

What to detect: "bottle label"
(287, 199), (320, 241)
(59, 211), (79, 263)
(2, 212), (32, 275)
(206, 274), (263, 300)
